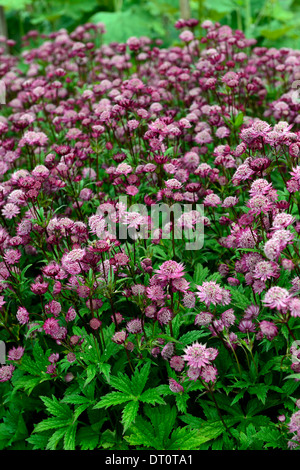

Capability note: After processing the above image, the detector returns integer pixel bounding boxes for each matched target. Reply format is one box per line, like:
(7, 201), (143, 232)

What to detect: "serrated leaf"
(63, 423), (77, 450)
(248, 384), (268, 404)
(33, 418), (71, 433)
(132, 362), (151, 395)
(93, 391), (132, 409)
(121, 400), (139, 433)
(178, 330), (208, 348)
(110, 373), (133, 394)
(46, 428), (67, 450)
(139, 388), (166, 405)
(77, 426), (99, 450)
(123, 415), (163, 449)
(175, 393), (189, 413)
(40, 396), (72, 419)
(61, 394), (91, 405)
(144, 404), (177, 445)
(27, 433), (50, 450)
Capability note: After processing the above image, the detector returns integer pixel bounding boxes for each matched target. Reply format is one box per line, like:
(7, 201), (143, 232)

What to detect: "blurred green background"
(0, 0), (300, 51)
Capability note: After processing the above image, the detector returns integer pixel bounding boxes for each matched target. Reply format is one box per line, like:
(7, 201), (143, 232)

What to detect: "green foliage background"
(1, 0), (300, 51)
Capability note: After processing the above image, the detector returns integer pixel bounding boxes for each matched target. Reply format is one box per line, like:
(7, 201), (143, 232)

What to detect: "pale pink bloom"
(196, 281), (231, 307)
(263, 286), (291, 311)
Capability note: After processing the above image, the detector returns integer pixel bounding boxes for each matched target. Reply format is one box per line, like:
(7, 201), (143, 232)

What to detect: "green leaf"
(121, 400), (139, 433)
(40, 396), (72, 419)
(33, 418), (71, 433)
(26, 433), (50, 450)
(132, 362), (151, 395)
(46, 428), (67, 450)
(234, 112), (244, 128)
(109, 373), (133, 394)
(194, 263), (210, 285)
(123, 415), (163, 449)
(178, 330), (208, 348)
(139, 388), (166, 405)
(61, 394), (91, 405)
(228, 287), (252, 309)
(76, 426), (99, 450)
(248, 384), (268, 404)
(63, 423), (77, 450)
(93, 392), (132, 409)
(144, 404), (177, 446)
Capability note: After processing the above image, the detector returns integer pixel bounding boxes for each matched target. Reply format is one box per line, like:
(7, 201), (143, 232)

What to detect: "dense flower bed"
(0, 18), (300, 450)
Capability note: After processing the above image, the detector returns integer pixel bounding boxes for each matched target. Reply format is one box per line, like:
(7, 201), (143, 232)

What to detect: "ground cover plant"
(0, 18), (300, 451)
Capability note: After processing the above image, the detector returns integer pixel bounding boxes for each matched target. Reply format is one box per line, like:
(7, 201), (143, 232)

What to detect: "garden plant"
(0, 17), (300, 451)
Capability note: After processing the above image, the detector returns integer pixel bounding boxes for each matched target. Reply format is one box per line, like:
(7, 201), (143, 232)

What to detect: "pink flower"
(0, 364), (15, 382)
(16, 307), (29, 324)
(169, 378), (184, 393)
(263, 286), (291, 311)
(155, 260), (185, 282)
(183, 342), (218, 369)
(2, 203), (20, 219)
(7, 346), (24, 361)
(253, 261), (280, 281)
(259, 320), (278, 340)
(43, 317), (60, 336)
(170, 356), (185, 372)
(196, 281), (231, 306)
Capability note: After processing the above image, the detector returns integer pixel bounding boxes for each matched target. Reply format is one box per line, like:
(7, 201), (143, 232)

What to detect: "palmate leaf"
(145, 404), (177, 446)
(109, 373), (133, 395)
(40, 395), (72, 419)
(139, 388), (166, 405)
(124, 415), (164, 449)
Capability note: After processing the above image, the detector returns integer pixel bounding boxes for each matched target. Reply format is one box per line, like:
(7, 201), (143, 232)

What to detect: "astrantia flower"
(196, 281), (231, 306)
(182, 291), (196, 309)
(169, 378), (184, 393)
(238, 319), (256, 333)
(259, 320), (278, 340)
(0, 364), (15, 382)
(221, 309), (236, 327)
(183, 342), (216, 369)
(253, 261), (280, 281)
(203, 193), (222, 207)
(194, 312), (214, 326)
(161, 342), (174, 360)
(170, 355), (185, 372)
(288, 298), (300, 317)
(263, 286), (291, 311)
(112, 330), (128, 344)
(155, 260), (185, 282)
(43, 317), (60, 336)
(272, 212), (295, 229)
(2, 203), (20, 219)
(288, 410), (300, 434)
(157, 307), (173, 325)
(16, 306), (29, 324)
(146, 284), (165, 302)
(126, 318), (142, 334)
(7, 346), (24, 361)
(200, 365), (218, 383)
